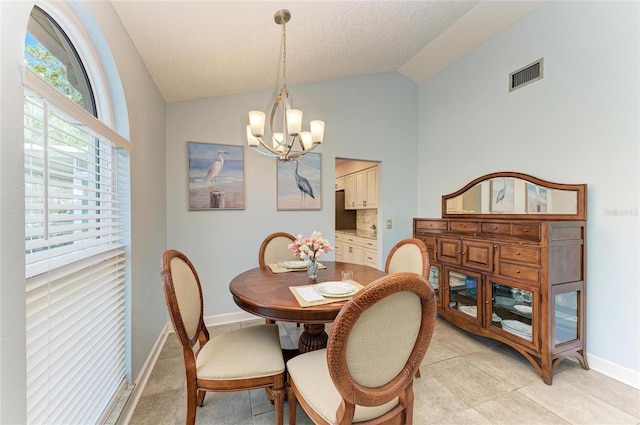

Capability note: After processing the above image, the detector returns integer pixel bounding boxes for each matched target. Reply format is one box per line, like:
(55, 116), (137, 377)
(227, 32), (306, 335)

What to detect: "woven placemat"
(268, 262), (326, 274)
(289, 281), (363, 307)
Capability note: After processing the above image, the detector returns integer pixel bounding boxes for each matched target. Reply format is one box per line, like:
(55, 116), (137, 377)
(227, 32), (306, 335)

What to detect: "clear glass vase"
(307, 261), (319, 279)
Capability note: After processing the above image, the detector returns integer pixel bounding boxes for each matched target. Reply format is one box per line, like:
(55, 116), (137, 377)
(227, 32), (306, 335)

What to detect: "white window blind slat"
(25, 67), (130, 424)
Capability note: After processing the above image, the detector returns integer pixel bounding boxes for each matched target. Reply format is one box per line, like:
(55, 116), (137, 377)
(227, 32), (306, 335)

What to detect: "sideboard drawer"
(499, 262), (539, 282)
(513, 224), (541, 239)
(415, 220), (448, 231)
(450, 221), (480, 233)
(416, 235), (437, 250)
(499, 245), (541, 265)
(481, 222), (511, 236)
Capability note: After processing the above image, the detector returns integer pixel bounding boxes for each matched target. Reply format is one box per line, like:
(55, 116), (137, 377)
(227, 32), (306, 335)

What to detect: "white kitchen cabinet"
(344, 165), (377, 210)
(334, 233), (344, 262)
(337, 233), (378, 267)
(344, 173), (356, 209)
(335, 176), (345, 191)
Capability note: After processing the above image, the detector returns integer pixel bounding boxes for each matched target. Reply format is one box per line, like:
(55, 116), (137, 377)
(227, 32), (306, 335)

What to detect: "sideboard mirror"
(442, 172), (586, 220)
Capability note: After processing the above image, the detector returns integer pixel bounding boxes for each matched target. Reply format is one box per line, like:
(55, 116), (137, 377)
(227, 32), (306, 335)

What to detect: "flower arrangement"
(288, 231), (333, 264)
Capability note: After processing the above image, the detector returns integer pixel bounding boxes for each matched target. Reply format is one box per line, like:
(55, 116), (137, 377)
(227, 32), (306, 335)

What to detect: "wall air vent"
(509, 58), (543, 92)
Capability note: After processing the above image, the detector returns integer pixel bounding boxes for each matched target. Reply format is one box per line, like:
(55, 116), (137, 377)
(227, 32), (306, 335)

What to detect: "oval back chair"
(161, 249), (286, 425)
(259, 232), (296, 268)
(287, 272), (437, 424)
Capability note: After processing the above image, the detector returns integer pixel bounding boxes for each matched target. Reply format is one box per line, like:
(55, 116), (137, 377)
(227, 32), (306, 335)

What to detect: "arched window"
(23, 5), (131, 424)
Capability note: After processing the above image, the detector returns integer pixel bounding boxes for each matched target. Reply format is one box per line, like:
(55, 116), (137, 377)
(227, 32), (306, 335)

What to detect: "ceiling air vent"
(509, 58), (543, 92)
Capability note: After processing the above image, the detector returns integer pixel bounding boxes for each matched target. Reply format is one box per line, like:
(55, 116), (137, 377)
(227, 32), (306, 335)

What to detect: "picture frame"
(490, 177), (515, 213)
(526, 183), (548, 213)
(187, 142), (245, 210)
(277, 152), (321, 210)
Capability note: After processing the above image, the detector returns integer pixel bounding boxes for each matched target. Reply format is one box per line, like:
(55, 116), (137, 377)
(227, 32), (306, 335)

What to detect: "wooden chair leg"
(185, 383), (198, 425)
(288, 384), (297, 425)
(273, 380), (286, 425)
(196, 389), (206, 406)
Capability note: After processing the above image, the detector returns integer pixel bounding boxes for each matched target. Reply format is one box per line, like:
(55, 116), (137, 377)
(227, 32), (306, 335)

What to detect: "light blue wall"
(418, 1), (639, 386)
(166, 73), (420, 316)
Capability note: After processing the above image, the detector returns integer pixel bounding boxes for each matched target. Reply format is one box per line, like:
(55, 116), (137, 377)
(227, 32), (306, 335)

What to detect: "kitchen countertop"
(335, 229), (378, 240)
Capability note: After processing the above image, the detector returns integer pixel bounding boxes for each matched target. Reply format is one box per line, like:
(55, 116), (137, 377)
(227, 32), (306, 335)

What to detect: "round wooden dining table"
(229, 261), (386, 353)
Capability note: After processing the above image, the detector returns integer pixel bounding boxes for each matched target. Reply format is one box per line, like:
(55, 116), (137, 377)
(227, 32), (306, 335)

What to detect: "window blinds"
(24, 68), (131, 425)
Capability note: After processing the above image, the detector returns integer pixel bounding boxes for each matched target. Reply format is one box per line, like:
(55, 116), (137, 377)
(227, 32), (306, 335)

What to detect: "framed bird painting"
(277, 152), (321, 210)
(187, 142), (245, 210)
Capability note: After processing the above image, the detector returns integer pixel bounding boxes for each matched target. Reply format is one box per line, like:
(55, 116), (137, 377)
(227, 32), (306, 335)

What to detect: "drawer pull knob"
(523, 229), (528, 232)
(516, 269), (521, 274)
(493, 226), (498, 230)
(516, 251), (521, 255)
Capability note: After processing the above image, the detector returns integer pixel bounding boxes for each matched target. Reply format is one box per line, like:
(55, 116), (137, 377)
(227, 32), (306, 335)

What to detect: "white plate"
(314, 282), (357, 297)
(501, 319), (532, 337)
(281, 260), (310, 269)
(514, 305), (532, 315)
(459, 305), (477, 317)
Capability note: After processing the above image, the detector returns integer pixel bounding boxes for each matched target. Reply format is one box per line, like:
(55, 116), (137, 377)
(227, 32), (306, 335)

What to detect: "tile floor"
(127, 317), (640, 425)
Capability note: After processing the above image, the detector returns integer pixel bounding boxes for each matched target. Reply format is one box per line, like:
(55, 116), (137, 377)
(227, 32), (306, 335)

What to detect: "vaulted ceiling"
(112, 1), (544, 103)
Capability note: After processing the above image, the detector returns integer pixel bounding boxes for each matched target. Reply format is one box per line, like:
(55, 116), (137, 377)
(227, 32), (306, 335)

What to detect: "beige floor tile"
(474, 391), (570, 424)
(129, 389), (180, 425)
(465, 346), (540, 390)
(519, 380), (640, 424)
(129, 317), (638, 425)
(554, 365), (640, 420)
(427, 356), (513, 406)
(427, 407), (495, 425)
(413, 375), (471, 423)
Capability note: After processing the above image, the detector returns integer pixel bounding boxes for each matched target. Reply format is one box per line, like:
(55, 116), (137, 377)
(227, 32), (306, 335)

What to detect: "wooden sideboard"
(414, 172), (588, 384)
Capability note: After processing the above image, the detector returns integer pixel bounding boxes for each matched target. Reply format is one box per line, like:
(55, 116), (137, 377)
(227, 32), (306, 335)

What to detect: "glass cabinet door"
(444, 267), (481, 322)
(489, 280), (538, 349)
(428, 264), (440, 307)
(551, 282), (582, 349)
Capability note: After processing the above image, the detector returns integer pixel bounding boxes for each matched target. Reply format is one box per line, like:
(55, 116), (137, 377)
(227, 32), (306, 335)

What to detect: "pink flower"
(288, 231), (333, 262)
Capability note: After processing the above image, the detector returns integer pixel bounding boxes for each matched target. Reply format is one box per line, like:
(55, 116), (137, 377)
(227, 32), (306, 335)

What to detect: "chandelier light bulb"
(310, 120), (325, 144)
(286, 109), (302, 136)
(248, 111), (265, 137)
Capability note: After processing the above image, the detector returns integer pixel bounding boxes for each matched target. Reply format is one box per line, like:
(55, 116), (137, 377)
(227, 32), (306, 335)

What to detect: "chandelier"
(246, 9), (325, 161)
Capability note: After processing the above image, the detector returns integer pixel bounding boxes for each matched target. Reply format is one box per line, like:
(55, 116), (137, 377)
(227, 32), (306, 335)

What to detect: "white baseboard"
(587, 352), (640, 390)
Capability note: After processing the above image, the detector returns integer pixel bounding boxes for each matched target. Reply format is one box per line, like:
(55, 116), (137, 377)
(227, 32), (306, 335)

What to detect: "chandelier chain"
(282, 22), (287, 91)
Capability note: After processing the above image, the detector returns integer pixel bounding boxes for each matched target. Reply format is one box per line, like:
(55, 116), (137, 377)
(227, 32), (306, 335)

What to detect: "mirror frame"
(442, 172), (587, 221)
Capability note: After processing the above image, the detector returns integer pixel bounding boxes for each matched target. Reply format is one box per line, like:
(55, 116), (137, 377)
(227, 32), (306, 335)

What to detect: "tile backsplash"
(357, 209), (377, 232)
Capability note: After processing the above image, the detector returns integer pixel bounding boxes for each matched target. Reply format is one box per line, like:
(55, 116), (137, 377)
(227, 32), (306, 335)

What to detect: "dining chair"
(258, 231), (296, 268)
(161, 249), (286, 425)
(287, 272), (437, 425)
(385, 237), (430, 378)
(384, 237), (429, 277)
(259, 232), (298, 326)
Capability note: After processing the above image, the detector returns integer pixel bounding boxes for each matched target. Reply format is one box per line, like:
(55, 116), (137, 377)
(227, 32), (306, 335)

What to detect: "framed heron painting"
(277, 153), (321, 210)
(187, 142), (245, 210)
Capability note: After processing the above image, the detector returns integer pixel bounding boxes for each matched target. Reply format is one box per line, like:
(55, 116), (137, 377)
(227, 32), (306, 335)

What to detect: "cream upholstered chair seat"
(161, 249), (286, 425)
(196, 325), (284, 380)
(287, 349), (398, 423)
(287, 272), (437, 425)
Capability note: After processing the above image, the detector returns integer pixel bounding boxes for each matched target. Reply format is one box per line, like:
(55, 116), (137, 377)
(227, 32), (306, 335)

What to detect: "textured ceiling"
(111, 1), (544, 103)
